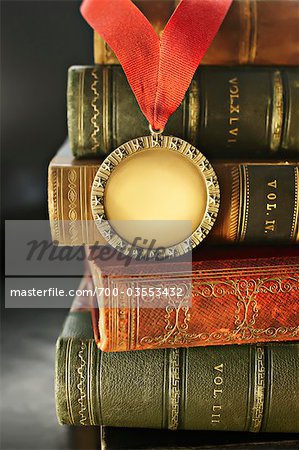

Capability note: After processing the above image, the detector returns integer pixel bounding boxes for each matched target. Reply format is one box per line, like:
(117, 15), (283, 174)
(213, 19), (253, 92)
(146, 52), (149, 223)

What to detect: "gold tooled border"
(168, 348), (180, 430)
(65, 338), (75, 425)
(291, 167), (299, 241)
(229, 166), (240, 242)
(249, 346), (266, 432)
(67, 169), (79, 245)
(270, 71), (284, 152)
(77, 341), (88, 425)
(91, 136), (220, 259)
(91, 69), (100, 153)
(238, 165), (249, 242)
(102, 67), (109, 151)
(87, 340), (95, 425)
(77, 70), (85, 149)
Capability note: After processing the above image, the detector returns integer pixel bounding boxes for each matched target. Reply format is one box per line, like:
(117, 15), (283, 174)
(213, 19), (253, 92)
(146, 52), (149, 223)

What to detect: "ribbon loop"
(81, 0), (232, 130)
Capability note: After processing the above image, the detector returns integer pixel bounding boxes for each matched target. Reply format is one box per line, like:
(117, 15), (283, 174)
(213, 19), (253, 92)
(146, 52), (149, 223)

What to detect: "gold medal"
(91, 134), (220, 259)
(83, 0), (232, 259)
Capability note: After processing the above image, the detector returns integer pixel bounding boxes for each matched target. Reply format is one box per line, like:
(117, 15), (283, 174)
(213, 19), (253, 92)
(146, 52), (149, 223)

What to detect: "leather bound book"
(94, 0), (299, 67)
(55, 308), (299, 431)
(68, 65), (299, 159)
(100, 427), (299, 449)
(48, 142), (299, 246)
(87, 250), (299, 352)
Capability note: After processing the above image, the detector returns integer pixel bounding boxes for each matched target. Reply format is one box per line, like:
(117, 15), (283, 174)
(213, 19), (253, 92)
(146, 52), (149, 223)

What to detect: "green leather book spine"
(55, 311), (299, 432)
(67, 66), (299, 159)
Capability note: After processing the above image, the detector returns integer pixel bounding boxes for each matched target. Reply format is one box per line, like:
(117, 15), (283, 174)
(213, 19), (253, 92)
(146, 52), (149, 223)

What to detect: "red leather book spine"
(88, 255), (299, 352)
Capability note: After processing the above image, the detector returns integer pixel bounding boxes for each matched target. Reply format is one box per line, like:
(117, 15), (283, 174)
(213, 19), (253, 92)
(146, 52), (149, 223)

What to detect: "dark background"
(2, 0), (93, 220)
(1, 2), (98, 449)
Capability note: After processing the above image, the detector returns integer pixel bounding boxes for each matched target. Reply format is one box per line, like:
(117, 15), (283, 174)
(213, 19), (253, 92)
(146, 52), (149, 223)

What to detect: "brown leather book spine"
(87, 255), (299, 352)
(48, 158), (105, 246)
(93, 0), (299, 66)
(48, 146), (299, 246)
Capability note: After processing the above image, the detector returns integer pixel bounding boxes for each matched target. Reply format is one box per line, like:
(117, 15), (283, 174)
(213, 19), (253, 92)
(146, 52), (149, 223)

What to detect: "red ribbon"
(81, 0), (232, 131)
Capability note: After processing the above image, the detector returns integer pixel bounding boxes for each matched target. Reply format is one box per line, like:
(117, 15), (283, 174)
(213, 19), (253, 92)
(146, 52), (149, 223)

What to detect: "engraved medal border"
(91, 135), (220, 259)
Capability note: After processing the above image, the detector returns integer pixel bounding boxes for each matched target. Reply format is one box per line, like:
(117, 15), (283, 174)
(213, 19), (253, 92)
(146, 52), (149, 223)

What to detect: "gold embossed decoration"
(91, 135), (220, 259)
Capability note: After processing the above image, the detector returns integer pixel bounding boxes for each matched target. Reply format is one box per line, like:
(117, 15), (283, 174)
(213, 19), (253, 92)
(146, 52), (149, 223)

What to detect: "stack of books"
(49, 1), (299, 448)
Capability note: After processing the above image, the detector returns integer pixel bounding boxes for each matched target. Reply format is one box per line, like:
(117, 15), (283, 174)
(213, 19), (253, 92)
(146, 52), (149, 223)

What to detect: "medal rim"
(91, 135), (220, 259)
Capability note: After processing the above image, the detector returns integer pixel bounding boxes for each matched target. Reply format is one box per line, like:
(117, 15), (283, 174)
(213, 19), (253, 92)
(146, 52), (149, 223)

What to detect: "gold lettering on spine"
(188, 79), (200, 145)
(168, 348), (180, 430)
(264, 179), (278, 234)
(238, 165), (250, 242)
(227, 78), (240, 144)
(91, 69), (100, 153)
(250, 346), (265, 432)
(211, 363), (224, 426)
(291, 167), (299, 242)
(270, 72), (284, 152)
(264, 220), (275, 233)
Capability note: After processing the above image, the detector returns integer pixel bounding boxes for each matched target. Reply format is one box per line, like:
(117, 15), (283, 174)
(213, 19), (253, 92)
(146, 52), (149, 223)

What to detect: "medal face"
(91, 135), (220, 259)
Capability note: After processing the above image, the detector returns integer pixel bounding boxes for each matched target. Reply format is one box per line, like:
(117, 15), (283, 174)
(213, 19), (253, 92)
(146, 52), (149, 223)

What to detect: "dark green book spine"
(67, 66), (299, 159)
(55, 312), (299, 432)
